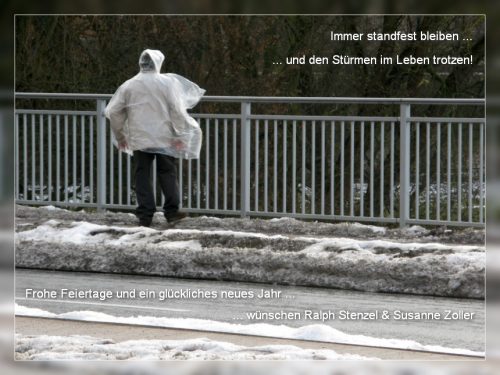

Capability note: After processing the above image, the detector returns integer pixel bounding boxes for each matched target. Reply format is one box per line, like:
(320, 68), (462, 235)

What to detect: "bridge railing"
(14, 93), (485, 227)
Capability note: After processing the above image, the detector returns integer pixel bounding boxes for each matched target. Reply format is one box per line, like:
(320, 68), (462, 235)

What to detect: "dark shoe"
(139, 218), (152, 227)
(165, 211), (187, 224)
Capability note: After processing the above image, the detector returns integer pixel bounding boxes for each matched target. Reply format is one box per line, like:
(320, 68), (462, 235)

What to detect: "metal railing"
(14, 93), (486, 227)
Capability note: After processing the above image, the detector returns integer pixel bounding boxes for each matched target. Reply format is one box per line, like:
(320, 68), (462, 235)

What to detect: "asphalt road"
(15, 268), (484, 353)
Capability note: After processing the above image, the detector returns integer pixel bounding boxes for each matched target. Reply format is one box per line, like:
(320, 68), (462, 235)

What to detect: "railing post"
(399, 103), (411, 228)
(96, 99), (107, 212)
(240, 102), (251, 217)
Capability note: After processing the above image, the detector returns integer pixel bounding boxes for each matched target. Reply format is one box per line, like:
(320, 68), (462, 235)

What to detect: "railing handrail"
(14, 92), (486, 105)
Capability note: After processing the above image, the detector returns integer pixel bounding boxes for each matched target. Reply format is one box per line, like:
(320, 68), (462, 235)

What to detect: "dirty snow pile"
(16, 204), (485, 244)
(15, 305), (483, 357)
(16, 218), (484, 298)
(15, 334), (373, 360)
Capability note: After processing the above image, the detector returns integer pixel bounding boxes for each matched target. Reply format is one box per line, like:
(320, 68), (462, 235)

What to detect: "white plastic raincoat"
(105, 49), (205, 159)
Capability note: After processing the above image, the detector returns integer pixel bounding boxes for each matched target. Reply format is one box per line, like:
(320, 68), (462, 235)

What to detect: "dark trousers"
(133, 150), (179, 220)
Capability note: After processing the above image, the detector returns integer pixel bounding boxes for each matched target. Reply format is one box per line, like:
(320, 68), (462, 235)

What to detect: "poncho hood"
(139, 49), (165, 73)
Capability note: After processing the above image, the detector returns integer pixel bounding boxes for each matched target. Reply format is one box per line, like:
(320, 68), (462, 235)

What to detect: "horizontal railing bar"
(15, 109), (97, 116)
(16, 201), (241, 214)
(16, 200), (98, 209)
(15, 92), (485, 105)
(93, 204), (137, 211)
(15, 201), (486, 228)
(410, 117), (485, 123)
(248, 211), (399, 223)
(180, 208), (241, 216)
(15, 92), (113, 100)
(192, 114), (240, 119)
(27, 204), (246, 215)
(13, 109), (484, 124)
(249, 115), (400, 122)
(406, 219), (485, 228)
(203, 97), (486, 105)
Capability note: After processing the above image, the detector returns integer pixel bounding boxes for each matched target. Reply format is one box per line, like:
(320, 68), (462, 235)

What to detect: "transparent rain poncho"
(105, 49), (205, 159)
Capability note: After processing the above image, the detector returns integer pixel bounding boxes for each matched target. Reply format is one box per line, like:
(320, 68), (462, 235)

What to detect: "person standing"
(105, 49), (205, 226)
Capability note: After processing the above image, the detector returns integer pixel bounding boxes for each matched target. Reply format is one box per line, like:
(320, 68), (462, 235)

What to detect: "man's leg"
(156, 154), (181, 219)
(133, 150), (156, 225)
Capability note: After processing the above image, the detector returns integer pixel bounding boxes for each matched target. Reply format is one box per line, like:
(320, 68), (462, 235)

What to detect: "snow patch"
(269, 217), (295, 223)
(160, 240), (202, 251)
(15, 304), (483, 357)
(349, 222), (387, 234)
(298, 237), (481, 255)
(198, 216), (222, 221)
(15, 334), (372, 360)
(403, 226), (430, 236)
(17, 220), (104, 245)
(17, 220), (481, 253)
(16, 305), (56, 318)
(39, 205), (66, 212)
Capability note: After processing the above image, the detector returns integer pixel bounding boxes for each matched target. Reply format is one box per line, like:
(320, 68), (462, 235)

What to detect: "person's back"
(105, 49), (205, 227)
(122, 73), (173, 150)
(106, 49), (204, 159)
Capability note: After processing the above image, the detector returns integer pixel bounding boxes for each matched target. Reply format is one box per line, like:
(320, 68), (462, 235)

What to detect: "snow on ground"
(39, 205), (67, 212)
(15, 304), (482, 357)
(16, 204), (484, 245)
(16, 218), (482, 252)
(15, 333), (373, 360)
(15, 218), (485, 298)
(401, 225), (429, 236)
